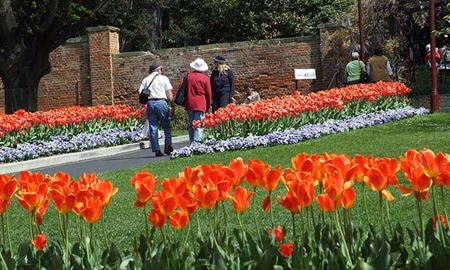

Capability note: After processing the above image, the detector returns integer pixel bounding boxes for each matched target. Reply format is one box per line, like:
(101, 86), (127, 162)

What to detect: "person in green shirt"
(345, 52), (366, 85)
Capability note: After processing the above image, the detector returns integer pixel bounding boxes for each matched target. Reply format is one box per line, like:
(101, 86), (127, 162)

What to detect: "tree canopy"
(0, 0), (108, 113)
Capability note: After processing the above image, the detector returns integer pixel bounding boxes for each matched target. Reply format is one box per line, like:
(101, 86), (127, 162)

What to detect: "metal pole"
(429, 0), (440, 112)
(358, 0), (365, 61)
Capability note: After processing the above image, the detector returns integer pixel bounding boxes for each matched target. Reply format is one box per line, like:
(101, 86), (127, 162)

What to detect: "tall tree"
(0, 0), (109, 113)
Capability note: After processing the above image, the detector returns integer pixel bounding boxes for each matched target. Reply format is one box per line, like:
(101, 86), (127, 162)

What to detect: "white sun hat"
(190, 58), (209, 72)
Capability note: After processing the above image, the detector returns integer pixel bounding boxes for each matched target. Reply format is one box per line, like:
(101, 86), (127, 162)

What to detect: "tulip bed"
(196, 82), (412, 140)
(172, 106), (429, 158)
(0, 149), (449, 269)
(0, 105), (144, 163)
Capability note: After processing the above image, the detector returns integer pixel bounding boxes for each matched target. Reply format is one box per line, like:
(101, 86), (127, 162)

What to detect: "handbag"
(139, 74), (158, 105)
(174, 75), (188, 106)
(360, 68), (370, 83)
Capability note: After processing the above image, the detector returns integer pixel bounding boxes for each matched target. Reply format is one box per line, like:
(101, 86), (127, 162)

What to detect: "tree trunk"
(3, 76), (39, 114)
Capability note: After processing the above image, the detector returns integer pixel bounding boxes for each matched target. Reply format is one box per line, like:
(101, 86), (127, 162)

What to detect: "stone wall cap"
(87, 26), (120, 33)
(114, 51), (155, 58)
(318, 22), (345, 29)
(65, 36), (88, 44)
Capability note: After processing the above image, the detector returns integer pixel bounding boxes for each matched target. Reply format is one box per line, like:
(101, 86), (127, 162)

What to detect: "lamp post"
(429, 0), (440, 112)
(358, 0), (365, 61)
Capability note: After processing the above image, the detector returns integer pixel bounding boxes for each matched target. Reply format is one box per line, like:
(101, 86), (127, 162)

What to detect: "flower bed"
(172, 107), (429, 158)
(0, 127), (145, 163)
(197, 82), (411, 140)
(0, 149), (448, 269)
(0, 104), (147, 163)
(0, 105), (142, 147)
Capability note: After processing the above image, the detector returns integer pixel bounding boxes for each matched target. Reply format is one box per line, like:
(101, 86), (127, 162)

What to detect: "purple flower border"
(170, 107), (429, 159)
(0, 128), (145, 163)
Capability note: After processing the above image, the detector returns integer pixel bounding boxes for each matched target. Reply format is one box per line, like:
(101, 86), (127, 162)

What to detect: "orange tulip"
(148, 208), (166, 228)
(169, 210), (189, 229)
(48, 172), (74, 214)
(32, 234), (47, 251)
(278, 192), (302, 214)
(131, 171), (157, 208)
(193, 181), (219, 209)
(317, 194), (336, 212)
(0, 174), (17, 214)
(93, 180), (118, 207)
(228, 158), (248, 186)
(78, 196), (103, 224)
(230, 186), (254, 213)
(15, 171), (49, 213)
(340, 188), (356, 209)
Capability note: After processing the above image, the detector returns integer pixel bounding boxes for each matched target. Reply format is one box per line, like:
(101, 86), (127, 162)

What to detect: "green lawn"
(6, 113), (450, 251)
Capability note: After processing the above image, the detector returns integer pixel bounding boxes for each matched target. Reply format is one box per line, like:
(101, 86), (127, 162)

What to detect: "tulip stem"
(5, 213), (12, 253)
(416, 199), (425, 243)
(333, 211), (353, 268)
(29, 212), (34, 240)
(362, 184), (370, 225)
(1, 214), (5, 247)
(221, 203), (228, 237)
(291, 213), (297, 242)
(269, 191), (274, 228)
(440, 186), (449, 224)
(143, 205), (149, 240)
(251, 187), (262, 244)
(384, 200), (393, 236)
(379, 192), (385, 234)
(309, 206), (316, 230)
(196, 213), (203, 240)
(431, 185), (439, 218)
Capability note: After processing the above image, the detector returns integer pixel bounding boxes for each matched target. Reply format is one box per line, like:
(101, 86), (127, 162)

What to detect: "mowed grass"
(6, 113), (450, 251)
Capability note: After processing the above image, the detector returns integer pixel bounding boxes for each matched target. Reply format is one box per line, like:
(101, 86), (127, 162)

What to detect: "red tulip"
(280, 242), (294, 258)
(268, 226), (284, 243)
(32, 234), (47, 251)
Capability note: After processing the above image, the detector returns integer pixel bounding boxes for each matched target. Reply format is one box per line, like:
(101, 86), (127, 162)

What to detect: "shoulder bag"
(139, 74), (158, 105)
(174, 75), (188, 106)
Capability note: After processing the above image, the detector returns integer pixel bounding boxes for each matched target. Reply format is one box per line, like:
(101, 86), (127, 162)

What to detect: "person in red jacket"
(182, 58), (212, 143)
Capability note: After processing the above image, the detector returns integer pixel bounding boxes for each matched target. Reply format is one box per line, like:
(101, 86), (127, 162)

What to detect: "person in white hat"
(177, 58), (212, 143)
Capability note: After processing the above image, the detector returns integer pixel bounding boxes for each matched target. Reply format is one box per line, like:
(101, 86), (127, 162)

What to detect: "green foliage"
(1, 220), (449, 269)
(171, 105), (189, 130)
(161, 0), (353, 48)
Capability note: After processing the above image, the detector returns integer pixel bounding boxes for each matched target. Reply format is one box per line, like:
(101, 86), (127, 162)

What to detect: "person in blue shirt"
(210, 56), (236, 112)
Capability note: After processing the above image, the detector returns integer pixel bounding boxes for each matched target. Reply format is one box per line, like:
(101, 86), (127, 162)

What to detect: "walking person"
(210, 56), (235, 112)
(181, 58), (212, 143)
(138, 64), (174, 157)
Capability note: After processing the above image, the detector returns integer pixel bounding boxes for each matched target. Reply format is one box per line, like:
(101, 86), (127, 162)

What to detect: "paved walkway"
(1, 136), (190, 177)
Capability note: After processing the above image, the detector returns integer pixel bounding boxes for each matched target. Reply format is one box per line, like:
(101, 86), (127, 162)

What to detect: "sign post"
(294, 69), (317, 92)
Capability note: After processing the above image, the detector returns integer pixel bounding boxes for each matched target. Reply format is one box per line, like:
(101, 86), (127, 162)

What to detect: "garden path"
(3, 136), (190, 177)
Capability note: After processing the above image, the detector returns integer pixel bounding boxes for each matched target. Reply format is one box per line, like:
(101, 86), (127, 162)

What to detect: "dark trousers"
(212, 90), (230, 112)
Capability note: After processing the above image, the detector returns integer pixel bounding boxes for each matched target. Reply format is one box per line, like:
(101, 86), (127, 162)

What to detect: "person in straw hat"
(179, 58), (212, 143)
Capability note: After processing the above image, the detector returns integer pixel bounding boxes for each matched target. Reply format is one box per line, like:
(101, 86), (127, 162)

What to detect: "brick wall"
(113, 36), (322, 107)
(0, 24), (347, 113)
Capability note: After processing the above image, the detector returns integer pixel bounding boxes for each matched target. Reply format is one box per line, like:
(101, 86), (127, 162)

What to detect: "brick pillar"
(87, 26), (120, 105)
(318, 23), (347, 89)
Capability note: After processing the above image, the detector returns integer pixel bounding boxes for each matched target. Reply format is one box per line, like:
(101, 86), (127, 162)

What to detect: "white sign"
(294, 69), (316, 80)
